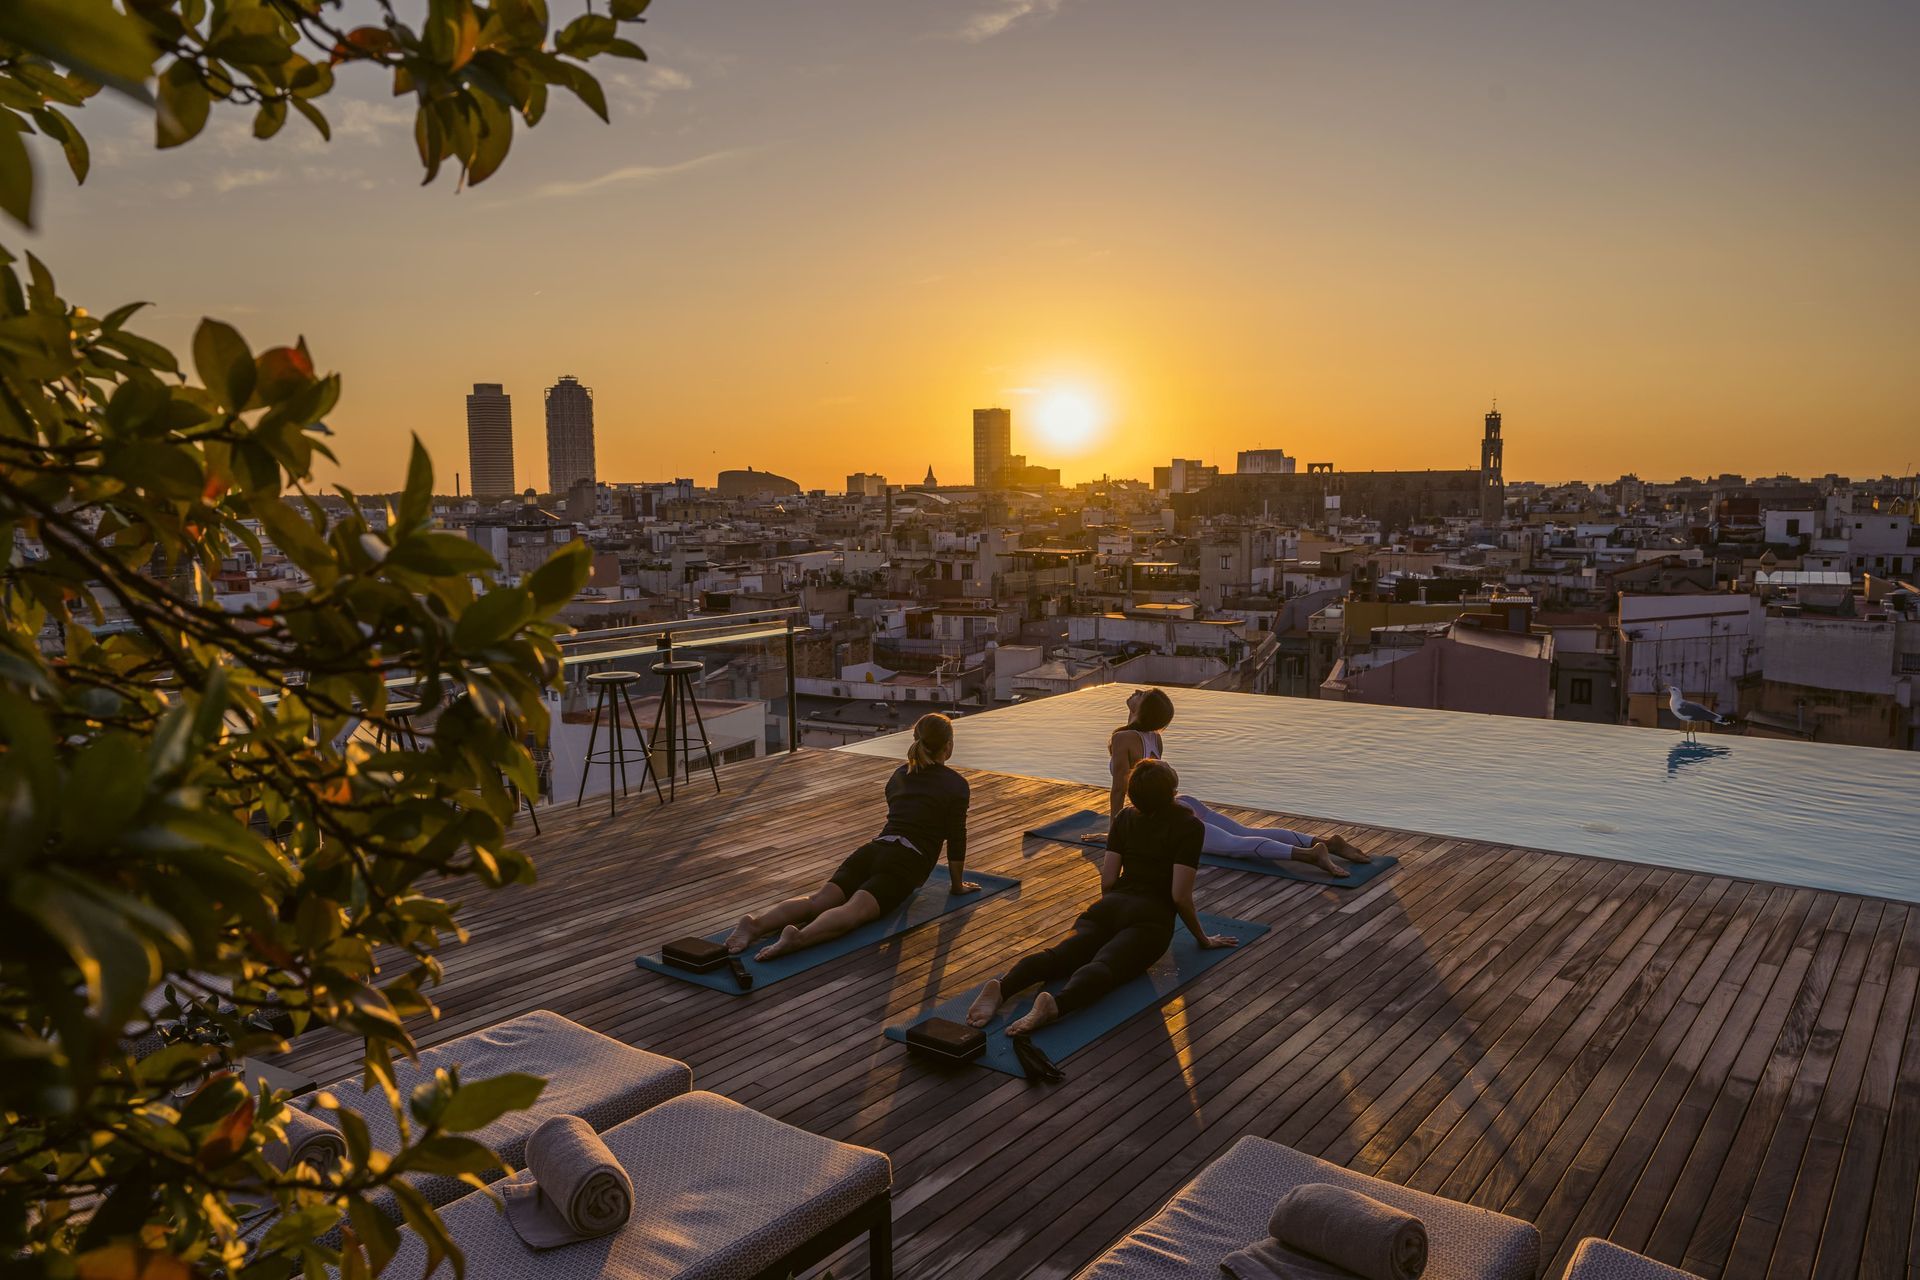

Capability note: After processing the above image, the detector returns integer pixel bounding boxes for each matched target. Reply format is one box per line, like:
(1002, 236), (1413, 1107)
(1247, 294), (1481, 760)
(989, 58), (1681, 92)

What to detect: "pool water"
(840, 684), (1920, 904)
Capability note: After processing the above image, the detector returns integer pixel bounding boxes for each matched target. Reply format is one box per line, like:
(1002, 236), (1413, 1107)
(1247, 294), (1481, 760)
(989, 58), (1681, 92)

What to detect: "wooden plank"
(257, 749), (1920, 1280)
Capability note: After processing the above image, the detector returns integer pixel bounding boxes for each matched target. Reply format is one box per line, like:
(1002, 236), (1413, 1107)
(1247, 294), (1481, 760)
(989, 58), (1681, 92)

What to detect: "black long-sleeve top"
(876, 763), (970, 870)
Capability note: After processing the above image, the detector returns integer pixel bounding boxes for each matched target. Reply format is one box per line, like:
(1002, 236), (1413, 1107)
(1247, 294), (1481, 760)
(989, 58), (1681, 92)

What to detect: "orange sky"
(23, 1), (1919, 492)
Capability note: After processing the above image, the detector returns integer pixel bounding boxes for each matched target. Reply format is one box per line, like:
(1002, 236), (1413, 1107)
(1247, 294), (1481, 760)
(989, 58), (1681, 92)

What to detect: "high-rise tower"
(972, 407), (1010, 489)
(465, 383), (515, 499)
(545, 375), (596, 495)
(1481, 403), (1505, 523)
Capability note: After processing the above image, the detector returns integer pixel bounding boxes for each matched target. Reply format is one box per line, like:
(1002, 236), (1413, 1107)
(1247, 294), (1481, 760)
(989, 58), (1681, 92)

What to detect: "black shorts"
(828, 840), (932, 914)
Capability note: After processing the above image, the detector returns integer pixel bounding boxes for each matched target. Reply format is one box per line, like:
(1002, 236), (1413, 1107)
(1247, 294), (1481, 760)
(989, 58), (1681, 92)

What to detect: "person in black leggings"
(967, 758), (1239, 1034)
(726, 713), (978, 961)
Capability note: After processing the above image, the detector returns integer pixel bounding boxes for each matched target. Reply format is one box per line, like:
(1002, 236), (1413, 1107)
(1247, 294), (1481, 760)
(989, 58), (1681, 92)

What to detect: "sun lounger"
(1561, 1238), (1704, 1279)
(313, 1011), (690, 1239)
(1072, 1135), (1539, 1280)
(355, 1091), (894, 1280)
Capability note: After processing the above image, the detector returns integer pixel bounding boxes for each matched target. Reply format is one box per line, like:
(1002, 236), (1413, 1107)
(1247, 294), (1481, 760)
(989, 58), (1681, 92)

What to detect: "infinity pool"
(841, 684), (1920, 904)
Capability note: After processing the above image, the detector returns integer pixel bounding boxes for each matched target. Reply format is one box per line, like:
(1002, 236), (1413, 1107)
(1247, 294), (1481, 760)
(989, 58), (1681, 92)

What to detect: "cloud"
(608, 65), (696, 117)
(523, 147), (749, 201)
(952, 0), (1069, 43)
(332, 99), (415, 143)
(214, 167), (278, 193)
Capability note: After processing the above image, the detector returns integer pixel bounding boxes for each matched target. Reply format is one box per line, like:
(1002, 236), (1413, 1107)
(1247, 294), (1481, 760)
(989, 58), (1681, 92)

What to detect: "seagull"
(1667, 686), (1733, 740)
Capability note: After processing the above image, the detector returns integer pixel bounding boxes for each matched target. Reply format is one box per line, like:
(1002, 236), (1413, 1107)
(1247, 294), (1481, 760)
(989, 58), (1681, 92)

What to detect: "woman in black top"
(968, 758), (1238, 1035)
(728, 713), (978, 961)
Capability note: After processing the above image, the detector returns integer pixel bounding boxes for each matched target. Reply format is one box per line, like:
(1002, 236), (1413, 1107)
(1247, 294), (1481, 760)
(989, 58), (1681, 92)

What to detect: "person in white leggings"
(1177, 794), (1368, 872)
(1088, 687), (1371, 875)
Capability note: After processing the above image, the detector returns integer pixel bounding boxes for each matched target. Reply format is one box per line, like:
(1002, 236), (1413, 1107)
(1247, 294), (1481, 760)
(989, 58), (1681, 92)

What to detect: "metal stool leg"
(575, 682), (607, 807)
(648, 678), (676, 803)
(621, 683), (664, 802)
(605, 679), (623, 817)
(680, 671), (722, 794)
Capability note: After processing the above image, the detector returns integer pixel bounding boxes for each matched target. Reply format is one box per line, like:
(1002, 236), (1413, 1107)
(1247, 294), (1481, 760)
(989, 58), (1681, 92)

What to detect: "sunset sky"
(22, 0), (1920, 493)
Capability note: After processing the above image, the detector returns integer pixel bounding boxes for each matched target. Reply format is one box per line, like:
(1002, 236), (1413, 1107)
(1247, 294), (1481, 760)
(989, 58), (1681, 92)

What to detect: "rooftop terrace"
(271, 737), (1920, 1278)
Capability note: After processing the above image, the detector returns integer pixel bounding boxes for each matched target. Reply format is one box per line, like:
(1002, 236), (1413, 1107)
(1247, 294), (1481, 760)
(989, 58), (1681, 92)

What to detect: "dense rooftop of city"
(8, 4), (1918, 1280)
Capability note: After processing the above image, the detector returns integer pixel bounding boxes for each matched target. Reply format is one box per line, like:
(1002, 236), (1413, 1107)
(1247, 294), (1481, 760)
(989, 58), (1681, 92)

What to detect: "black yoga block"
(662, 937), (729, 973)
(906, 1017), (986, 1062)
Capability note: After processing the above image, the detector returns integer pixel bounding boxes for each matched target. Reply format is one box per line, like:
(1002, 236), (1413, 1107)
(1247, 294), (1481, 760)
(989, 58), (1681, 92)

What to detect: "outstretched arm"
(948, 794), (978, 894)
(1172, 866), (1238, 950)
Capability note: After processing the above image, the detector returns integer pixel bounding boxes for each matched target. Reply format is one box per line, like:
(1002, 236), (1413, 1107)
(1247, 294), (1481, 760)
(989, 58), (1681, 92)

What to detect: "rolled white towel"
(263, 1107), (347, 1179)
(502, 1115), (633, 1249)
(1268, 1183), (1427, 1280)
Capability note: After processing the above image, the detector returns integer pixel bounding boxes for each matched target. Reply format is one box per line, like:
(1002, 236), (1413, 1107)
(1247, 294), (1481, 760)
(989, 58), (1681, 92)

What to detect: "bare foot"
(1299, 841), (1343, 876)
(1328, 835), (1370, 864)
(756, 924), (803, 961)
(1007, 991), (1059, 1036)
(725, 915), (759, 955)
(966, 979), (1003, 1028)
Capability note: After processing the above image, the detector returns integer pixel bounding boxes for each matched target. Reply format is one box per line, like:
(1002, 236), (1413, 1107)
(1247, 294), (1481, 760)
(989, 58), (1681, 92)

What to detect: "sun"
(1034, 390), (1100, 449)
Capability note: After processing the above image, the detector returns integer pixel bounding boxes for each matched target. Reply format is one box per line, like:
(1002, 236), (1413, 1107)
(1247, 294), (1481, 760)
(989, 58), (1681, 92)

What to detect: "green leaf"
(466, 91), (514, 185)
(0, 0), (156, 103)
(525, 539), (590, 610)
(156, 61), (210, 149)
(291, 95), (330, 141)
(436, 1072), (545, 1132)
(399, 435), (434, 533)
(253, 98), (287, 140)
(192, 318), (256, 410)
(31, 107), (89, 183)
(556, 13), (617, 58)
(561, 66), (609, 123)
(610, 0), (653, 19)
(386, 532), (499, 577)
(454, 586), (533, 649)
(397, 1133), (508, 1177)
(0, 114), (33, 228)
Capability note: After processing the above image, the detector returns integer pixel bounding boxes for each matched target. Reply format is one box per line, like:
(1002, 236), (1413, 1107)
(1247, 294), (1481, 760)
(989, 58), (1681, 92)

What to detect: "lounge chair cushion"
(323, 1011), (691, 1218)
(366, 1091), (892, 1279)
(1073, 1135), (1540, 1280)
(1562, 1238), (1703, 1279)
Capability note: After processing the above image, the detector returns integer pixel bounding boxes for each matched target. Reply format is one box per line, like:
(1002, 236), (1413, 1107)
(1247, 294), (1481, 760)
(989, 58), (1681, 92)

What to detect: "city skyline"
(21, 1), (1917, 491)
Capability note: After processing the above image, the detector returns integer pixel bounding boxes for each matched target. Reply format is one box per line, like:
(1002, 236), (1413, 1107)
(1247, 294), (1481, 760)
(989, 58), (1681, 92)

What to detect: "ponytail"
(905, 712), (954, 772)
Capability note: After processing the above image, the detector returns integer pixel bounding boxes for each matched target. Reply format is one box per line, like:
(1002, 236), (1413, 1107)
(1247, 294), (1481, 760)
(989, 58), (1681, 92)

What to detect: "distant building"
(847, 472), (888, 497)
(1321, 618), (1554, 718)
(1165, 458), (1218, 494)
(715, 467), (801, 499)
(1000, 454), (1061, 488)
(465, 383), (515, 498)
(1175, 408), (1498, 530)
(1237, 448), (1297, 475)
(545, 375), (596, 494)
(973, 407), (1011, 488)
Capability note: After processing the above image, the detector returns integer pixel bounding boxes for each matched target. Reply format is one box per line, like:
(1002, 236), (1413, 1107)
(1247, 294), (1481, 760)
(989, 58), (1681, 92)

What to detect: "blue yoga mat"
(885, 912), (1269, 1076)
(635, 871), (1021, 995)
(1025, 808), (1397, 888)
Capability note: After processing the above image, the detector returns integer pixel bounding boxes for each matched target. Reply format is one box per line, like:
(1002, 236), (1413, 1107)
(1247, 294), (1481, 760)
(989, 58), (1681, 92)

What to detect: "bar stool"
(373, 698), (422, 751)
(649, 659), (721, 800)
(577, 670), (661, 815)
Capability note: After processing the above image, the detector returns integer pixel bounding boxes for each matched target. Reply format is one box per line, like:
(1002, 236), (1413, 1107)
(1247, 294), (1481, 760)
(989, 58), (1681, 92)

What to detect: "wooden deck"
(273, 748), (1920, 1279)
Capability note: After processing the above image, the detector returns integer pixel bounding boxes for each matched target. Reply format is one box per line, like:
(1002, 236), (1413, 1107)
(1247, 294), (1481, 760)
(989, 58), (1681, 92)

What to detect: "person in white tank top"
(1088, 687), (1370, 875)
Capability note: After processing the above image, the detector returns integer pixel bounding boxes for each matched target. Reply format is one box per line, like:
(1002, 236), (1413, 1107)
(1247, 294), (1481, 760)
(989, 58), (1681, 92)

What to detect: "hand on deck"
(1200, 933), (1240, 950)
(1079, 832), (1108, 845)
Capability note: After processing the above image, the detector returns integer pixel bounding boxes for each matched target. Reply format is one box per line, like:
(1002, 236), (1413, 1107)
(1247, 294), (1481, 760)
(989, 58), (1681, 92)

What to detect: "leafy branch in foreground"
(0, 1), (655, 1276)
(0, 0), (652, 228)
